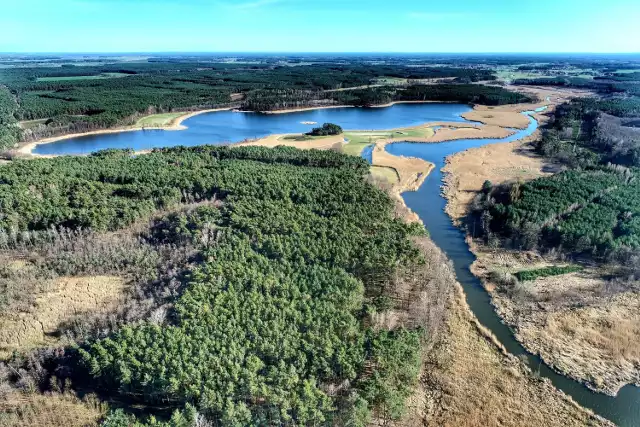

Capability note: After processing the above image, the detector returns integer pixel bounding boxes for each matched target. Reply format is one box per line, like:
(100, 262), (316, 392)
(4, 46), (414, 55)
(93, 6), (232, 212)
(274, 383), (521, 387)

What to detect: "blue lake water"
(34, 103), (472, 155)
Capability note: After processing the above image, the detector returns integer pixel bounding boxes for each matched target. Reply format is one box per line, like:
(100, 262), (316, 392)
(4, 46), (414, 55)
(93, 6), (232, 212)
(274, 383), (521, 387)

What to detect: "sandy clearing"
(442, 133), (553, 223)
(430, 124), (514, 142)
(462, 109), (531, 129)
(239, 133), (346, 150)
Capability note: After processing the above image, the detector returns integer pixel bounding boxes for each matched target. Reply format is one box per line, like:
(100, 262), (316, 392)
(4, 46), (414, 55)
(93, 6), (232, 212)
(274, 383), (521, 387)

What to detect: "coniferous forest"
(0, 146), (429, 425)
(2, 53), (640, 427)
(472, 95), (640, 263)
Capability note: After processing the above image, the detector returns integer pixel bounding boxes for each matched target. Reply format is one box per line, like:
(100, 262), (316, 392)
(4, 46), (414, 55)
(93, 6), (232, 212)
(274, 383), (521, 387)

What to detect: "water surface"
(33, 101), (640, 424)
(34, 103), (472, 155)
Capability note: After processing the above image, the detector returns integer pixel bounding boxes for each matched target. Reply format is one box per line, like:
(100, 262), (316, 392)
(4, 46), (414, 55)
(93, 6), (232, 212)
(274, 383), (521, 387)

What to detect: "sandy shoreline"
(13, 101), (529, 157)
(16, 108), (233, 156)
(370, 90), (611, 426)
(17, 100), (535, 157)
(4, 87), (615, 424)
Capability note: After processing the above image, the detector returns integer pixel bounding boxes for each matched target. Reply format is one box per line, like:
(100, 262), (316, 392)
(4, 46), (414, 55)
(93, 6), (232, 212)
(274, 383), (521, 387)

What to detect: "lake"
(33, 103), (473, 155)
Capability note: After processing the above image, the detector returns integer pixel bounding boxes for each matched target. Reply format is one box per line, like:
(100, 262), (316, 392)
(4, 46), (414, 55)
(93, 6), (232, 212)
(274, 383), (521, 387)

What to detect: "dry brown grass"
(421, 284), (612, 427)
(431, 124), (514, 142)
(0, 275), (126, 358)
(462, 108), (531, 129)
(441, 105), (640, 393)
(0, 391), (105, 427)
(474, 246), (640, 395)
(240, 133), (345, 150)
(370, 165), (400, 185)
(442, 134), (554, 223)
(441, 123), (640, 394)
(372, 141), (432, 193)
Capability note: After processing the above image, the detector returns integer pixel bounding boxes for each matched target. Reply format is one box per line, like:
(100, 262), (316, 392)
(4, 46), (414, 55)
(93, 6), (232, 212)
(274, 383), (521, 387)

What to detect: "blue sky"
(2, 0), (639, 53)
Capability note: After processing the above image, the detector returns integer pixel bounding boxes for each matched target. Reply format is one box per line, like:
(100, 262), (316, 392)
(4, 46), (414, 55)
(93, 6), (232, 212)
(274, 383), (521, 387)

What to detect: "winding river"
(385, 109), (639, 427)
(31, 102), (638, 425)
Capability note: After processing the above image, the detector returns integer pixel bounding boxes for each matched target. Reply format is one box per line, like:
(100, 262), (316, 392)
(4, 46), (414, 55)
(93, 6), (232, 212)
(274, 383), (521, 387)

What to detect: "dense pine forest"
(0, 146), (433, 425)
(473, 96), (640, 264)
(5, 53), (639, 152)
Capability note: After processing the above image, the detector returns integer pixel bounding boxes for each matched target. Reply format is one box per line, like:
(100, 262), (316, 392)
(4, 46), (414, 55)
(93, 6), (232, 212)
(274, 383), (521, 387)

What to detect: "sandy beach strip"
(16, 108), (232, 155)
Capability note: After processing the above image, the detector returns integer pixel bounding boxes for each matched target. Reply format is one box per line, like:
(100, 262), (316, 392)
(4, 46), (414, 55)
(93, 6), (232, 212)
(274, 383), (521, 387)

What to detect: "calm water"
(34, 103), (472, 155)
(384, 109), (639, 427)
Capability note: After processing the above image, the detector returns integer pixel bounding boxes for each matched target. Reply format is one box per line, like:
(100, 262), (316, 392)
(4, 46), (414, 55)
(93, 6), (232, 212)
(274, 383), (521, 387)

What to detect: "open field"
(462, 106), (532, 129)
(343, 126), (436, 156)
(496, 67), (596, 83)
(35, 72), (131, 82)
(135, 111), (186, 127)
(370, 165), (400, 185)
(18, 118), (49, 130)
(441, 133), (554, 222)
(0, 392), (105, 427)
(0, 275), (126, 358)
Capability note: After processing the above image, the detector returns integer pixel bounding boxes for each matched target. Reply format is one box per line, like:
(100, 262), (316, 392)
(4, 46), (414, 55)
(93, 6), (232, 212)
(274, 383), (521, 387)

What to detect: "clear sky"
(2, 0), (639, 53)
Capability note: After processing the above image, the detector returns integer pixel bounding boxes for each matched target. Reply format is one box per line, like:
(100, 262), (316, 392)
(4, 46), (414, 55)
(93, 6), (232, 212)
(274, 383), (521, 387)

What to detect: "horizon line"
(2, 51), (640, 56)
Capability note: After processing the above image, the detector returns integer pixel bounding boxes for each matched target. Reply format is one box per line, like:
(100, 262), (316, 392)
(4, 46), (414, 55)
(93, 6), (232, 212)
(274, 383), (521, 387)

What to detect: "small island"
(306, 122), (343, 136)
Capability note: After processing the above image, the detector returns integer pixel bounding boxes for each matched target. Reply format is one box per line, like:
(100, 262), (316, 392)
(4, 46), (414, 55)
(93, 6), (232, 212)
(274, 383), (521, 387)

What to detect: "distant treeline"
(0, 86), (20, 149)
(242, 84), (533, 111)
(513, 72), (640, 96)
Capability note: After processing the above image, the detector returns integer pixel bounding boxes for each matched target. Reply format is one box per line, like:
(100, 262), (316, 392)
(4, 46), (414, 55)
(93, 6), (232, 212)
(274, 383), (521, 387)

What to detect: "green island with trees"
(2, 53), (640, 427)
(306, 123), (343, 136)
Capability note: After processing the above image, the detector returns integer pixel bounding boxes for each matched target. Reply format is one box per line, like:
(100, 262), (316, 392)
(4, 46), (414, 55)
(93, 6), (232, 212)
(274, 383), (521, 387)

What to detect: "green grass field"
(18, 118), (49, 129)
(136, 112), (185, 127)
(496, 66), (597, 82)
(342, 126), (435, 156)
(614, 69), (640, 74)
(36, 72), (131, 82)
(370, 165), (399, 184)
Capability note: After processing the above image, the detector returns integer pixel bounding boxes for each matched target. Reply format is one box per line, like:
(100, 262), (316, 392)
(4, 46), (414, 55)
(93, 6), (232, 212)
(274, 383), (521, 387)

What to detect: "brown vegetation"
(0, 390), (105, 427)
(441, 109), (640, 395)
(0, 275), (125, 358)
(420, 283), (612, 427)
(462, 108), (531, 129)
(471, 246), (640, 395)
(442, 134), (554, 223)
